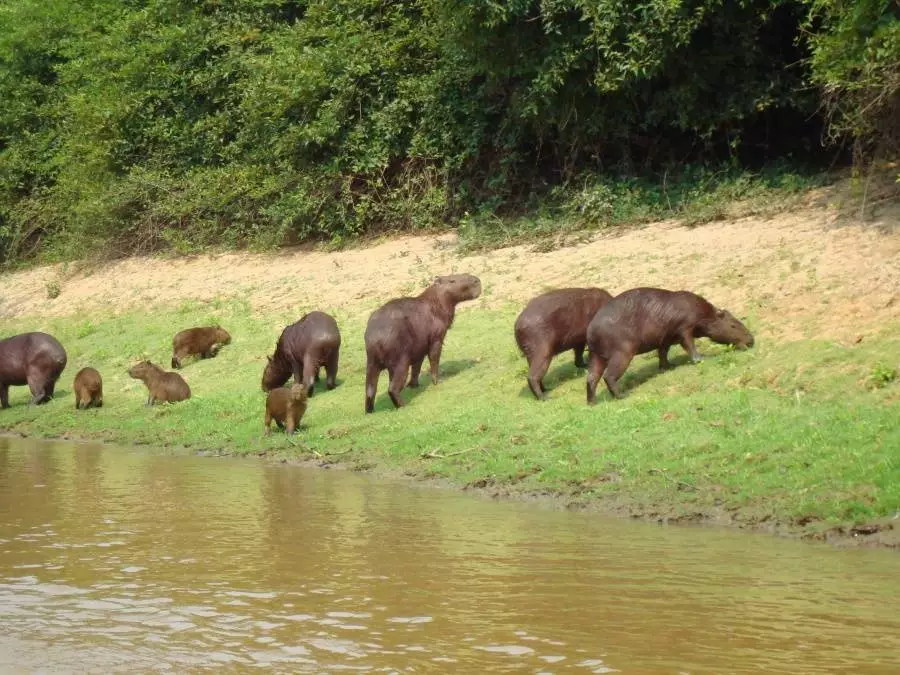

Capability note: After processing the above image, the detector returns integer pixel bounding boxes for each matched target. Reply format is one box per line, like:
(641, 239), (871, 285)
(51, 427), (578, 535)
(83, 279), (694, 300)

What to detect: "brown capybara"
(585, 287), (754, 402)
(73, 367), (103, 409)
(515, 287), (614, 400)
(364, 274), (482, 412)
(264, 383), (308, 435)
(128, 360), (191, 405)
(262, 311), (341, 397)
(0, 332), (67, 408)
(171, 326), (231, 369)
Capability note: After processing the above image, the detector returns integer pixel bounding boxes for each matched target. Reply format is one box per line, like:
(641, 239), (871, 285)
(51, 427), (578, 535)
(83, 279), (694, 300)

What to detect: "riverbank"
(1, 183), (898, 548)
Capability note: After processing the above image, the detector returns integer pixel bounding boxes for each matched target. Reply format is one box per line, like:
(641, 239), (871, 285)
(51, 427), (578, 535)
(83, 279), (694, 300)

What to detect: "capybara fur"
(364, 274), (482, 412)
(264, 383), (308, 435)
(0, 332), (67, 408)
(128, 360), (191, 405)
(171, 326), (231, 369)
(585, 287), (754, 402)
(515, 287), (614, 400)
(73, 367), (103, 410)
(262, 311), (341, 398)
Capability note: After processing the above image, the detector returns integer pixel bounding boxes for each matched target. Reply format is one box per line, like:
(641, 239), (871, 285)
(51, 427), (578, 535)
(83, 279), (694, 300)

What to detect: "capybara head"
(704, 309), (754, 349)
(433, 274), (482, 302)
(214, 326), (232, 345)
(289, 383), (307, 403)
(128, 360), (158, 379)
(262, 353), (289, 391)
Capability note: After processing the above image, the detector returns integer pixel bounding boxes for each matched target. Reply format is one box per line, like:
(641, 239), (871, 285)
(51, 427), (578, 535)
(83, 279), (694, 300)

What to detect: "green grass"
(1, 298), (898, 533)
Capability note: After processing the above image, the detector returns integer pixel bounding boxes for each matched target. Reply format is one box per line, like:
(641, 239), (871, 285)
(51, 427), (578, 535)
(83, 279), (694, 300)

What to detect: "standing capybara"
(128, 361), (191, 405)
(0, 332), (67, 408)
(364, 274), (482, 412)
(262, 311), (341, 397)
(264, 383), (308, 435)
(515, 287), (614, 400)
(585, 287), (754, 402)
(73, 367), (103, 409)
(171, 326), (231, 369)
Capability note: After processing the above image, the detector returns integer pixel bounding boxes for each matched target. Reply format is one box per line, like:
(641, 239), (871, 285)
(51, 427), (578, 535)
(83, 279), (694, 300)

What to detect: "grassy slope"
(0, 297), (898, 537)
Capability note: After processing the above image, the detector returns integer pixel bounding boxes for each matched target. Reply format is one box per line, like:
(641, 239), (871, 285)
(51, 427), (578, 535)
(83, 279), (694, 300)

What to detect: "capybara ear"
(716, 309), (725, 318)
(267, 355), (273, 363)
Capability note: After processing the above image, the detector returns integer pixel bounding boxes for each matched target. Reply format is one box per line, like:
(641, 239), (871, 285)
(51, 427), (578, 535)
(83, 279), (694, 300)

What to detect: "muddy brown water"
(0, 438), (898, 673)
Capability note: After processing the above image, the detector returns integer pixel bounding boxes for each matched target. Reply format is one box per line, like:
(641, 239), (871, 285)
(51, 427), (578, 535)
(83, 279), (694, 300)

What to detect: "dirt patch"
(2, 187), (900, 343)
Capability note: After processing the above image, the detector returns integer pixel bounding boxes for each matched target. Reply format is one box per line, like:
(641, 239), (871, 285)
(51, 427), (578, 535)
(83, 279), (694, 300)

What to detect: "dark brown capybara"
(364, 273), (482, 412)
(262, 311), (341, 397)
(0, 332), (67, 408)
(515, 287), (614, 400)
(128, 361), (191, 405)
(585, 287), (754, 403)
(171, 326), (231, 369)
(264, 383), (308, 435)
(73, 367), (103, 409)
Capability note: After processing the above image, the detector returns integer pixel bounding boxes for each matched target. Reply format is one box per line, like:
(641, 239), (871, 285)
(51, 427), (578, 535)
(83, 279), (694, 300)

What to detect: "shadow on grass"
(369, 359), (479, 413)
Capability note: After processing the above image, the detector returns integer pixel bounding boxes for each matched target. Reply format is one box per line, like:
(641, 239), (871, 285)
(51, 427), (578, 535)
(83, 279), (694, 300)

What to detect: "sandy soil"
(2, 187), (899, 342)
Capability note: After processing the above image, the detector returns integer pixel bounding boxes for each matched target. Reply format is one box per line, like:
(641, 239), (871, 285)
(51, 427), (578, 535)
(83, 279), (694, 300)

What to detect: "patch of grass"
(0, 300), (898, 531)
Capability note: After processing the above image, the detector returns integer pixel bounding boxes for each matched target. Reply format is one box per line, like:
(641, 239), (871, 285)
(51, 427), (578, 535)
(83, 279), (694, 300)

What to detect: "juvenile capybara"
(73, 367), (103, 410)
(264, 383), (308, 435)
(171, 326), (231, 369)
(364, 274), (482, 412)
(262, 311), (341, 397)
(515, 287), (614, 400)
(128, 361), (191, 405)
(585, 287), (754, 402)
(0, 332), (67, 408)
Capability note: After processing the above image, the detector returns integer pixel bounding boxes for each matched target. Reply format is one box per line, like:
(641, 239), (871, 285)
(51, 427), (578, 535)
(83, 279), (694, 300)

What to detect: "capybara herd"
(1, 274), (755, 435)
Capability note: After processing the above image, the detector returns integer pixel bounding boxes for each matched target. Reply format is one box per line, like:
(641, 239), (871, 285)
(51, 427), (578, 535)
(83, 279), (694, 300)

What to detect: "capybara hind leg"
(526, 351), (552, 401)
(573, 344), (587, 369)
(428, 341), (443, 385)
(325, 352), (338, 390)
(0, 384), (8, 409)
(602, 352), (633, 399)
(680, 332), (701, 363)
(302, 359), (318, 398)
(658, 345), (673, 370)
(586, 352), (607, 405)
(388, 361), (409, 409)
(365, 360), (379, 414)
(408, 357), (424, 388)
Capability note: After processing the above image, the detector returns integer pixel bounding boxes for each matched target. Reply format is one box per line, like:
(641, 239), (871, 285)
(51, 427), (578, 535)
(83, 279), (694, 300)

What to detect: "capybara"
(128, 361), (191, 405)
(73, 367), (103, 410)
(171, 326), (231, 369)
(0, 332), (67, 408)
(364, 274), (482, 412)
(264, 383), (308, 435)
(585, 287), (754, 402)
(262, 311), (341, 397)
(515, 287), (614, 400)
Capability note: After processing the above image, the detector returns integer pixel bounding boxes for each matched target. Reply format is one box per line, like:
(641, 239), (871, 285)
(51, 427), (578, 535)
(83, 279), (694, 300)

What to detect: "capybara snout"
(705, 309), (754, 349)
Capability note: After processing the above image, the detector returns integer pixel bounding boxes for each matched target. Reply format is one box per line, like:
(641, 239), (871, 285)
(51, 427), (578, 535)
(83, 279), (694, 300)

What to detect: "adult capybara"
(264, 383), (308, 435)
(515, 287), (614, 400)
(128, 361), (191, 405)
(0, 332), (67, 408)
(585, 287), (754, 402)
(364, 273), (482, 412)
(171, 326), (231, 369)
(73, 367), (103, 409)
(262, 311), (341, 397)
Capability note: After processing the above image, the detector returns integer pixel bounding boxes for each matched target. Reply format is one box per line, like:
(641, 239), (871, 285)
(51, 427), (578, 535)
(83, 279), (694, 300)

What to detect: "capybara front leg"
(408, 357), (424, 388)
(325, 351), (338, 390)
(428, 341), (443, 385)
(388, 360), (409, 409)
(527, 350), (552, 401)
(586, 352), (607, 405)
(365, 359), (379, 414)
(302, 359), (318, 398)
(285, 410), (296, 435)
(264, 410), (273, 436)
(1, 383), (10, 409)
(603, 352), (633, 399)
(680, 332), (702, 363)
(658, 344), (672, 370)
(573, 344), (587, 369)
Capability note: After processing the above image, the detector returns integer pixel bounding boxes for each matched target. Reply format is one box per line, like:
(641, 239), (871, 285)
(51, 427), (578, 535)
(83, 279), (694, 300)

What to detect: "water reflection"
(0, 436), (898, 672)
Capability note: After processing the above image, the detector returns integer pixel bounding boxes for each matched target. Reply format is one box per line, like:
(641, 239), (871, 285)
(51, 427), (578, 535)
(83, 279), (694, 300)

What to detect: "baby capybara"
(515, 287), (614, 400)
(171, 326), (231, 369)
(128, 360), (191, 405)
(73, 367), (103, 409)
(0, 331), (67, 408)
(262, 311), (341, 397)
(264, 383), (308, 435)
(364, 273), (482, 412)
(585, 287), (754, 402)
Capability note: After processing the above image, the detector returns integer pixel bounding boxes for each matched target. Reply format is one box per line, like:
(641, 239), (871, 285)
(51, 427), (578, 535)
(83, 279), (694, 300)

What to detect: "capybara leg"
(302, 359), (318, 398)
(45, 379), (56, 399)
(388, 361), (409, 409)
(264, 410), (273, 436)
(146, 393), (155, 407)
(314, 368), (321, 383)
(96, 398), (103, 408)
(574, 344), (587, 369)
(285, 411), (296, 435)
(527, 351), (552, 401)
(365, 360), (379, 414)
(658, 345), (672, 370)
(680, 332), (701, 363)
(0, 383), (8, 409)
(602, 352), (633, 399)
(428, 342), (443, 385)
(586, 352), (607, 405)
(325, 352), (338, 390)
(408, 358), (424, 387)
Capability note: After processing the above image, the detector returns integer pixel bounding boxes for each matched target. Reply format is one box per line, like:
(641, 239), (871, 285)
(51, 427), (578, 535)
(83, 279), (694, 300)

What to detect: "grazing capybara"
(364, 274), (482, 412)
(585, 287), (754, 402)
(515, 287), (614, 400)
(262, 311), (341, 397)
(73, 367), (103, 409)
(264, 383), (308, 435)
(0, 332), (67, 408)
(128, 361), (191, 405)
(171, 326), (231, 369)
